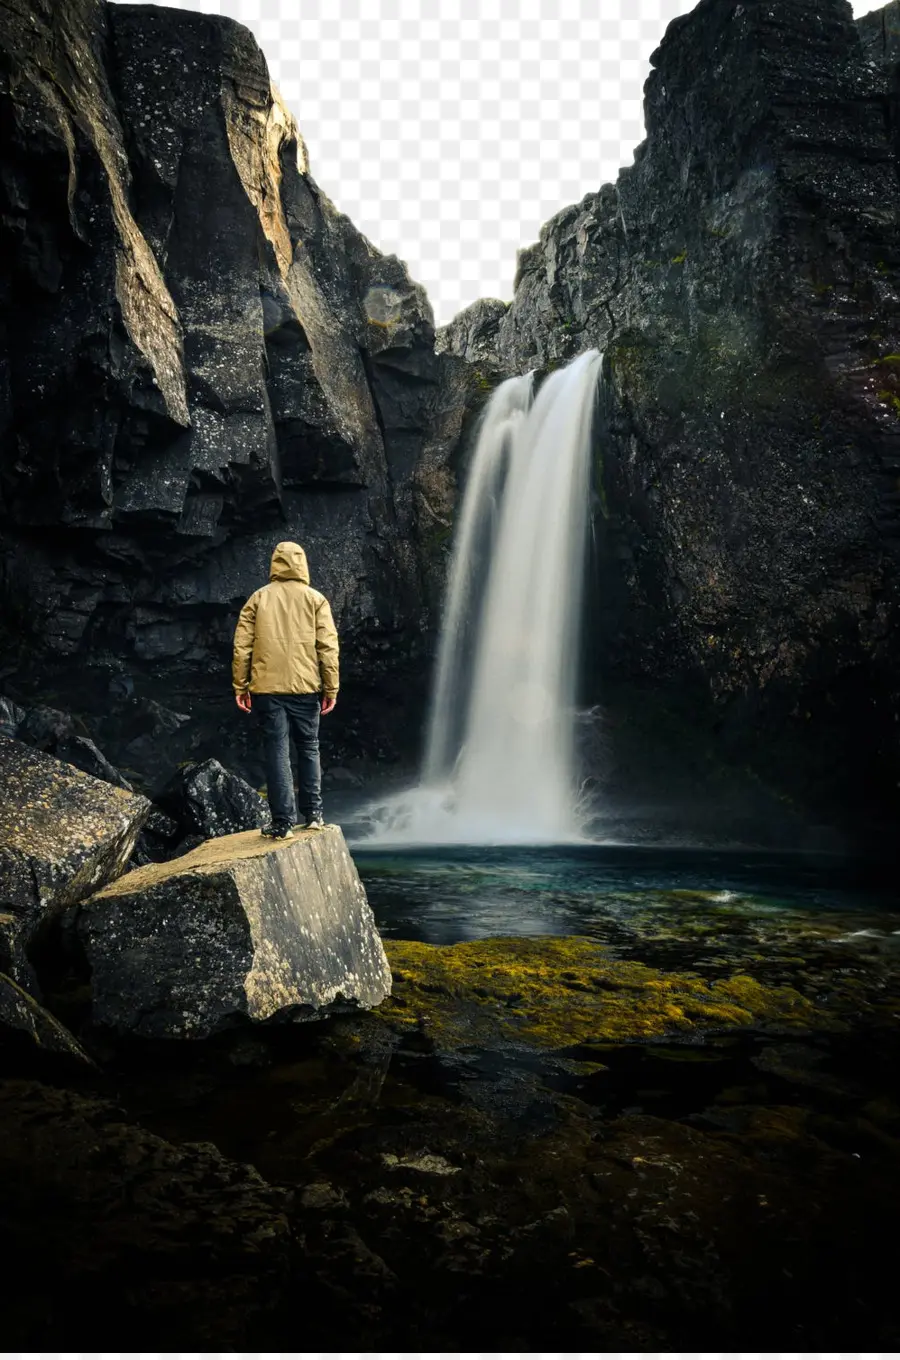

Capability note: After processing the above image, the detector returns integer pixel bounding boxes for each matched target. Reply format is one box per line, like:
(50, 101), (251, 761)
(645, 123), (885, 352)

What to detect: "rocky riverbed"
(4, 845), (898, 1350)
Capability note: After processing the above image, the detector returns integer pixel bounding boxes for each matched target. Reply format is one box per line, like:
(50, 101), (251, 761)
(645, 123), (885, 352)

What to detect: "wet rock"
(14, 704), (133, 790)
(17, 705), (79, 749)
(158, 757), (268, 839)
(0, 973), (95, 1074)
(115, 698), (197, 786)
(76, 825), (392, 1039)
(299, 1180), (349, 1211)
(129, 805), (182, 866)
(0, 912), (35, 991)
(381, 1151), (461, 1176)
(750, 1041), (862, 1097)
(0, 737), (150, 933)
(56, 734), (134, 790)
(0, 1079), (291, 1348)
(0, 696), (25, 739)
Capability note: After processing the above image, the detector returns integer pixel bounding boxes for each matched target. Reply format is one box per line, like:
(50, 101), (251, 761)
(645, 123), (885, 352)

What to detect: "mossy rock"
(382, 936), (818, 1050)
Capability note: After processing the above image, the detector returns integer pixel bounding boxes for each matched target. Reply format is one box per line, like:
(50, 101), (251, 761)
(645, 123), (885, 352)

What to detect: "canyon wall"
(440, 0), (900, 841)
(0, 0), (481, 785)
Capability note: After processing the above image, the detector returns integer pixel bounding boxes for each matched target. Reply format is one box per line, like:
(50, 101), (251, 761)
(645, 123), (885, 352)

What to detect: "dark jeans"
(255, 692), (322, 826)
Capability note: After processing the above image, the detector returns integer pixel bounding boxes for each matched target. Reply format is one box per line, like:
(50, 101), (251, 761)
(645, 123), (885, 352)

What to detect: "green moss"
(381, 936), (818, 1050)
(471, 369), (494, 393)
(871, 354), (900, 365)
(877, 389), (900, 415)
(671, 249), (687, 264)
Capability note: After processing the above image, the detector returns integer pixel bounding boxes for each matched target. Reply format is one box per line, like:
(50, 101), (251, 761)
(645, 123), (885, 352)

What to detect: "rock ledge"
(77, 825), (392, 1038)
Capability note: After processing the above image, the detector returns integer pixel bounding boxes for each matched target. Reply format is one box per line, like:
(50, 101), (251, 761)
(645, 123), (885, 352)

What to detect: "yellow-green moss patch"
(382, 936), (817, 1049)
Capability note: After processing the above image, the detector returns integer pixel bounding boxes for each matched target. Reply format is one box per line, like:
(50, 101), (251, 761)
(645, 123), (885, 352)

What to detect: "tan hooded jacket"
(232, 542), (340, 697)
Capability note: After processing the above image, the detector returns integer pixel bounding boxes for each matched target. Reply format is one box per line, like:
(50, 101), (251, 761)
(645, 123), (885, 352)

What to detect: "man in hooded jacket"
(232, 541), (339, 838)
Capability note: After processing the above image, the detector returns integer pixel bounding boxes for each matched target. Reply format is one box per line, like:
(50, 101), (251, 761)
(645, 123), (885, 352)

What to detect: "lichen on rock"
(0, 736), (149, 926)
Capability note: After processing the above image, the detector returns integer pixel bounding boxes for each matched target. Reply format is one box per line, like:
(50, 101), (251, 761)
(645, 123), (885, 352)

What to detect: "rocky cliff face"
(0, 0), (475, 785)
(441, 0), (900, 842)
(4, 0), (899, 841)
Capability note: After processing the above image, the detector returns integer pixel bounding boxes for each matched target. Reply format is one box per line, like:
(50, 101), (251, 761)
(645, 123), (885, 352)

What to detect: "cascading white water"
(358, 347), (603, 846)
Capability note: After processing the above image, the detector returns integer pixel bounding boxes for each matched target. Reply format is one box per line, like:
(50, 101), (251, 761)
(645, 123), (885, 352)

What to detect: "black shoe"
(261, 821), (296, 840)
(303, 813), (326, 829)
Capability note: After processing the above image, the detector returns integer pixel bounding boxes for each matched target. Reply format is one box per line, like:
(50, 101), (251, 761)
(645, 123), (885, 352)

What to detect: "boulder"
(158, 757), (268, 839)
(15, 704), (134, 790)
(129, 805), (183, 867)
(0, 912), (38, 992)
(0, 737), (150, 932)
(0, 972), (95, 1073)
(76, 825), (392, 1038)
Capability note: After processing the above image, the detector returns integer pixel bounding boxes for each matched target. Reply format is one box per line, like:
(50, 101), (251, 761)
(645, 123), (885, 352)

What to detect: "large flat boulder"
(76, 825), (392, 1038)
(0, 737), (150, 928)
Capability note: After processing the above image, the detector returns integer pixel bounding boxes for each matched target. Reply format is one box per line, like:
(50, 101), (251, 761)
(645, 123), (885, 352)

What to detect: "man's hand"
(235, 691), (252, 713)
(321, 694), (337, 715)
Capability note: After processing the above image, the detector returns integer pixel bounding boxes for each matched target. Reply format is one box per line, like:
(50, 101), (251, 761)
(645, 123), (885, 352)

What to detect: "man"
(232, 540), (339, 839)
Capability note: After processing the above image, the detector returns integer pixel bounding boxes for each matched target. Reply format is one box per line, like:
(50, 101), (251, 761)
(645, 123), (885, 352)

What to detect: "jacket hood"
(269, 541), (310, 584)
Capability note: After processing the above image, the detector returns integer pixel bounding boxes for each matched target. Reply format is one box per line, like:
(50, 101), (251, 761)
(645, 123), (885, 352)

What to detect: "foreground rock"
(0, 1079), (291, 1348)
(0, 738), (149, 941)
(76, 826), (392, 1038)
(0, 974), (95, 1075)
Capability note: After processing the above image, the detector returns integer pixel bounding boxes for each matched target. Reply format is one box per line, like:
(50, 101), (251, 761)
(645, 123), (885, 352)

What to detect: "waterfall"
(359, 347), (603, 846)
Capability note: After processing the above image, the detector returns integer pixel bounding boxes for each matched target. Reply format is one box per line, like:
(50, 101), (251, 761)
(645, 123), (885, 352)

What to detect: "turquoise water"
(351, 843), (898, 946)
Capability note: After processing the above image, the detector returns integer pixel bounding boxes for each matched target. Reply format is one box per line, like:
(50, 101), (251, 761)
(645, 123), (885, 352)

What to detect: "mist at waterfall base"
(357, 349), (604, 849)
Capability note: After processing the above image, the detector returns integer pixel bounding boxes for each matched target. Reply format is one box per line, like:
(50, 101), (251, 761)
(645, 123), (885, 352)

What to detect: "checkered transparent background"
(110, 0), (695, 325)
(114, 0), (887, 325)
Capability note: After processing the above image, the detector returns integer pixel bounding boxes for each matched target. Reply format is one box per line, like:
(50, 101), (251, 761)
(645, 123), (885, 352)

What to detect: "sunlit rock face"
(0, 0), (473, 782)
(440, 0), (900, 842)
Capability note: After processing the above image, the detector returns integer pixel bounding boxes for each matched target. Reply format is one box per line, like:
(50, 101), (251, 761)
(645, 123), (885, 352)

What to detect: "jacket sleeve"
(315, 595), (340, 696)
(232, 592), (259, 694)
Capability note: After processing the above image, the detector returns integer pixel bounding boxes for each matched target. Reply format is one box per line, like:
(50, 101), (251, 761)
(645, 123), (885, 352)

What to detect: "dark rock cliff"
(441, 0), (900, 845)
(0, 0), (474, 786)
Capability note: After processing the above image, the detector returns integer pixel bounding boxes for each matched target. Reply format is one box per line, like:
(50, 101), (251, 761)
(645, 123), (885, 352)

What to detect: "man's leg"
(286, 694), (323, 823)
(257, 694), (298, 826)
